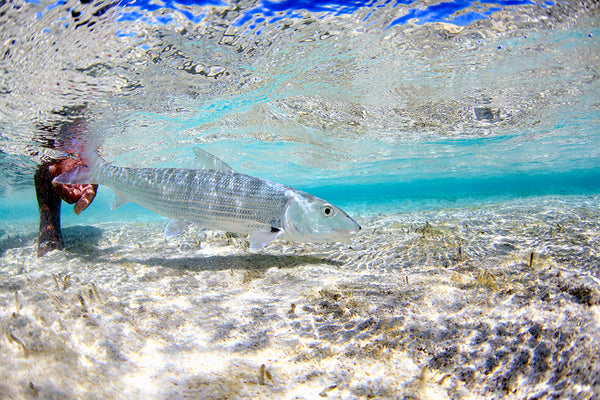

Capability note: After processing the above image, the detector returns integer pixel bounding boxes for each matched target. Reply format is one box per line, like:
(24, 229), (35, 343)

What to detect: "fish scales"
(97, 164), (288, 233)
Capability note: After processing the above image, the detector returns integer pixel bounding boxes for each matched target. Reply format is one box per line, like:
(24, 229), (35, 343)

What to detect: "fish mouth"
(313, 226), (361, 244)
(345, 227), (361, 235)
(336, 225), (361, 240)
(346, 222), (362, 235)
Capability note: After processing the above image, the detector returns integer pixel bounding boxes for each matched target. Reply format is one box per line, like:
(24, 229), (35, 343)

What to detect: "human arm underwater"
(36, 157), (99, 257)
(49, 158), (98, 214)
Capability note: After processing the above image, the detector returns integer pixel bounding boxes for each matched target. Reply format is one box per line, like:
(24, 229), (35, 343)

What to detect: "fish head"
(282, 192), (361, 243)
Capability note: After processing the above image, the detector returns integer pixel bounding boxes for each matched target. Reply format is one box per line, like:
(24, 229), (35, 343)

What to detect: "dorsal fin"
(192, 148), (234, 171)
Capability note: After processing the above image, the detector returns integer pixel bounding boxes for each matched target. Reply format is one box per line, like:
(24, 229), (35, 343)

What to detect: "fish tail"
(52, 164), (97, 185)
(53, 144), (107, 186)
(80, 148), (106, 171)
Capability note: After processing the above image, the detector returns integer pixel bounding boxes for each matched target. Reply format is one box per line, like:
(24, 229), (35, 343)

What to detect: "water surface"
(1, 0), (598, 209)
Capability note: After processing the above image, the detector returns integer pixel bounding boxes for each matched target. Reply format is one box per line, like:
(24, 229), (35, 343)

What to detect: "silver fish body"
(55, 150), (361, 249)
(102, 164), (289, 235)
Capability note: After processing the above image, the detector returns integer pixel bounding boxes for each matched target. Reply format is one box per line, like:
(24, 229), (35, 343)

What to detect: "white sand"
(1, 195), (599, 399)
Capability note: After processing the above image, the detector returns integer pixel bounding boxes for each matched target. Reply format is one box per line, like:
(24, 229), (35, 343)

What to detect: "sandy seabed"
(1, 195), (599, 400)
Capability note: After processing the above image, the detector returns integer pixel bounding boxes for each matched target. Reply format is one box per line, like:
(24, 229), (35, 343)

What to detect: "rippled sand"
(1, 195), (599, 399)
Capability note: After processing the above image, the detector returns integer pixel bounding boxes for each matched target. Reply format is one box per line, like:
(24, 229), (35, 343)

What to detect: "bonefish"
(54, 148), (361, 249)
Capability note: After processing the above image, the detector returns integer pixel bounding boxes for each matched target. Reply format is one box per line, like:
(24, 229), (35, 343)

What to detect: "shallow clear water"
(1, 0), (600, 399)
(1, 0), (599, 204)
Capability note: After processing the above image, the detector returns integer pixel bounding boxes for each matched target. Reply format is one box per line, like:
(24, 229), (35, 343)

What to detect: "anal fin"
(164, 219), (193, 238)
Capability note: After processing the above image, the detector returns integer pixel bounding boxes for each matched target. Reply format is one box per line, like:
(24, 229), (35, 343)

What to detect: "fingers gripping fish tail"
(79, 138), (107, 170)
(80, 149), (107, 171)
(52, 145), (106, 186)
(52, 165), (97, 185)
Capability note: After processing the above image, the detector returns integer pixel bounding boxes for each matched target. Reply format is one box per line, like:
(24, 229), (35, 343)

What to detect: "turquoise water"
(2, 2), (600, 399)
(1, 0), (599, 222)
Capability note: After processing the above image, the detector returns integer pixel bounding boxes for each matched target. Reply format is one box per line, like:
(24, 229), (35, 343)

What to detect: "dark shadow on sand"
(1, 225), (341, 273)
(0, 231), (36, 256)
(124, 253), (342, 272)
(0, 225), (104, 256)
(62, 225), (104, 245)
(63, 225), (130, 261)
(58, 226), (341, 271)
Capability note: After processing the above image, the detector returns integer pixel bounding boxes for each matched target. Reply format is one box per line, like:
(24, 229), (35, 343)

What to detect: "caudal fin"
(80, 148), (106, 170)
(52, 147), (107, 186)
(53, 165), (97, 185)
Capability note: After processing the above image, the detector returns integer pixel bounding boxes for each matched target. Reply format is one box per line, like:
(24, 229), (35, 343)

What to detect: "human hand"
(49, 158), (98, 215)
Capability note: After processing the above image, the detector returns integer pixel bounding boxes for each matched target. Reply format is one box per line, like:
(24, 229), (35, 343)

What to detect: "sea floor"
(1, 195), (599, 399)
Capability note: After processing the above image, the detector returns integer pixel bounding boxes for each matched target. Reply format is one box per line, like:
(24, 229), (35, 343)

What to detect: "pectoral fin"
(249, 227), (283, 250)
(164, 219), (193, 238)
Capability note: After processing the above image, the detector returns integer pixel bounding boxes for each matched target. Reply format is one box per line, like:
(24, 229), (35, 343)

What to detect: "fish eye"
(321, 204), (335, 217)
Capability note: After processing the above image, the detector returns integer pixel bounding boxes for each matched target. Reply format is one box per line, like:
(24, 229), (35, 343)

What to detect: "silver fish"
(54, 149), (361, 249)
